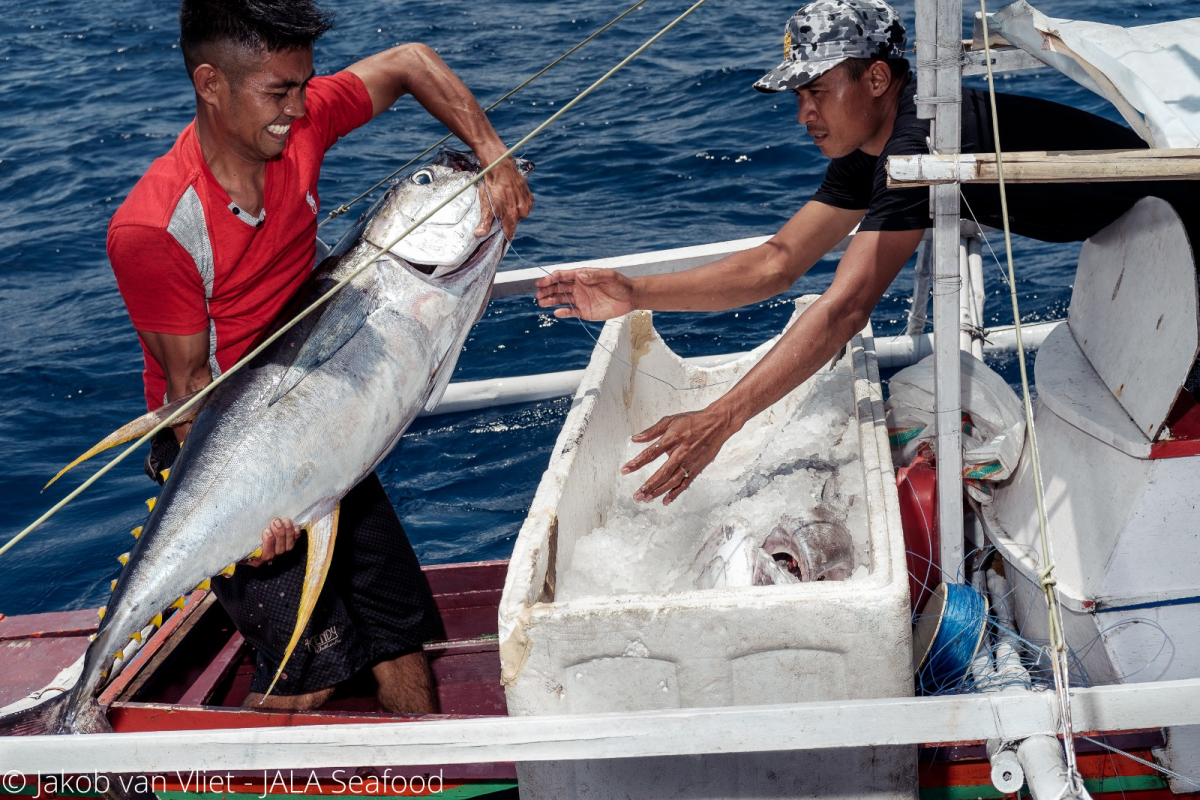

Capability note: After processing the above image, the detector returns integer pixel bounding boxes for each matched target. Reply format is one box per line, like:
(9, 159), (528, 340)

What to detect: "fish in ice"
(1, 149), (532, 745)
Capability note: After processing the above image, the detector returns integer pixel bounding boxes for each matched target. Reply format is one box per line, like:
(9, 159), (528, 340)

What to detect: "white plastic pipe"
(1018, 735), (1093, 800)
(424, 322), (1062, 417)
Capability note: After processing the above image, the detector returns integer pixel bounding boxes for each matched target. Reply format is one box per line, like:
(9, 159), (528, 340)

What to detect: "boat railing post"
(917, 0), (966, 575)
(968, 235), (986, 360)
(907, 239), (934, 335)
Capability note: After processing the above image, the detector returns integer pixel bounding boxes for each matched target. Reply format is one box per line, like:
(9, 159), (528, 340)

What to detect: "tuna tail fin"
(44, 392), (207, 490)
(263, 501), (340, 699)
(0, 690), (70, 736)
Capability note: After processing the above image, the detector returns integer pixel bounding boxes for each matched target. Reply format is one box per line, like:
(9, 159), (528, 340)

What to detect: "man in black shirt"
(535, 0), (1190, 504)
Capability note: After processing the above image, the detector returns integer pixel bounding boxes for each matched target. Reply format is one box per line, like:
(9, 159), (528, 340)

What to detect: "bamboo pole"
(888, 148), (1200, 187)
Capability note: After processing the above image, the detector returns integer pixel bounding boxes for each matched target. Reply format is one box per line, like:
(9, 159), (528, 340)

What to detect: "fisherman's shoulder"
(295, 71), (374, 140)
(110, 123), (208, 233)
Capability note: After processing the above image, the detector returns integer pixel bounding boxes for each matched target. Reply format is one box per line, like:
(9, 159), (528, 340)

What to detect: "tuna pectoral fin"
(44, 392), (206, 489)
(0, 691), (69, 736)
(263, 502), (340, 699)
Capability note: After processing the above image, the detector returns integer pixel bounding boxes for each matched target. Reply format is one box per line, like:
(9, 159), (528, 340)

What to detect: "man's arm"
(137, 329), (300, 564)
(138, 329), (212, 443)
(624, 227), (926, 504)
(345, 45), (532, 238)
(534, 201), (863, 318)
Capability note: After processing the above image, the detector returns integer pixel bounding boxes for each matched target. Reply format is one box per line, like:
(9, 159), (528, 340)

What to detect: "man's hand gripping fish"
(2, 149), (532, 741)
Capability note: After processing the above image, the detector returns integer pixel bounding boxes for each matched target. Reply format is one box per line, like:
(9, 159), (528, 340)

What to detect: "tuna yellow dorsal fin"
(43, 392), (204, 490)
(130, 526), (142, 539)
(97, 606), (106, 621)
(195, 579), (211, 591)
(170, 597), (187, 610)
(263, 501), (340, 699)
(150, 613), (163, 628)
(117, 552), (129, 566)
(110, 579), (117, 592)
(145, 497), (156, 512)
(220, 564), (236, 577)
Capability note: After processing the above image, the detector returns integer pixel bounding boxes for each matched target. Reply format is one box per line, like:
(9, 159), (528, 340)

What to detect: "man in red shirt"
(107, 0), (531, 713)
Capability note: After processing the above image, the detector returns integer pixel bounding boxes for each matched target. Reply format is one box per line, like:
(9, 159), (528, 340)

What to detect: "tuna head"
(363, 148), (532, 276)
(762, 516), (854, 582)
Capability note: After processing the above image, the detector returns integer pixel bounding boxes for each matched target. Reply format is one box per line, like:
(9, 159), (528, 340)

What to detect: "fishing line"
(319, 0), (649, 229)
(1080, 735), (1200, 791)
(1, 0), (713, 558)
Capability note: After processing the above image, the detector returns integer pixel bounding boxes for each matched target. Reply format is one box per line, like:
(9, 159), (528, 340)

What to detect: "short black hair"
(842, 57), (911, 84)
(179, 0), (334, 78)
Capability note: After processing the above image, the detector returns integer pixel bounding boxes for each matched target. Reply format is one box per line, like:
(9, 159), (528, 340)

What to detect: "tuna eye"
(412, 170), (433, 185)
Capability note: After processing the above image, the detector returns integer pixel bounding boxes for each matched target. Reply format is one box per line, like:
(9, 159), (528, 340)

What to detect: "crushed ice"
(558, 371), (871, 601)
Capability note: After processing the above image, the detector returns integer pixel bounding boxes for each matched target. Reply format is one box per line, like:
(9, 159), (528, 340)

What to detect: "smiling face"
(196, 45), (315, 164)
(794, 60), (897, 159)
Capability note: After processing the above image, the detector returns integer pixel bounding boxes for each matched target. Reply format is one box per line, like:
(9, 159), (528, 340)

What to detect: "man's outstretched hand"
(535, 268), (636, 321)
(621, 405), (740, 505)
(475, 160), (533, 240)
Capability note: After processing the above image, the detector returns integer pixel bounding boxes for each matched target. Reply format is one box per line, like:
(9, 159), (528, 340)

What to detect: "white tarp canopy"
(990, 0), (1200, 148)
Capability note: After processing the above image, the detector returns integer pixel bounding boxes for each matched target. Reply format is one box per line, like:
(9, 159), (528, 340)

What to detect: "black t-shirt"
(811, 77), (1192, 243)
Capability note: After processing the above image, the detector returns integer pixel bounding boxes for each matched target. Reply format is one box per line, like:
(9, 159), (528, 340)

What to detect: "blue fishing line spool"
(913, 582), (989, 695)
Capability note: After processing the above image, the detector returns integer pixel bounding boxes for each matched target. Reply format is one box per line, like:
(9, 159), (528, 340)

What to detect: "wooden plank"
(10, 678), (1200, 774)
(887, 148), (1200, 187)
(1069, 196), (1199, 441)
(175, 632), (246, 707)
(0, 636), (87, 708)
(0, 607), (98, 641)
(962, 47), (1046, 76)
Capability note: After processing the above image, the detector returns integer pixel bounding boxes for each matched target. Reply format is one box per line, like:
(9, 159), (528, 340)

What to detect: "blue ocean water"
(0, 0), (1183, 615)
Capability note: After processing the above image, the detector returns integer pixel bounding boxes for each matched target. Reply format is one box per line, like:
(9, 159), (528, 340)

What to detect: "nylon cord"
(1, 0), (712, 558)
(318, 0), (648, 229)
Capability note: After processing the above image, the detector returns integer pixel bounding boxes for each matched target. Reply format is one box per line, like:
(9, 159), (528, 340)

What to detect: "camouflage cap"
(753, 0), (907, 93)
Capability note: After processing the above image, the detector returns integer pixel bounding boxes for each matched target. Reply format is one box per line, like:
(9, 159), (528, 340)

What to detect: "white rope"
(1, 0), (713, 558)
(978, 2), (1083, 791)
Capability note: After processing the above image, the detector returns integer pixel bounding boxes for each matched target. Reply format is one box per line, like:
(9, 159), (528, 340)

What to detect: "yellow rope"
(1, 0), (711, 559)
(319, 0), (648, 228)
(978, 3), (1083, 790)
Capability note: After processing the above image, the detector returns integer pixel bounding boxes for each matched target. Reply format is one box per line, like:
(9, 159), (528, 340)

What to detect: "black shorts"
(209, 473), (443, 696)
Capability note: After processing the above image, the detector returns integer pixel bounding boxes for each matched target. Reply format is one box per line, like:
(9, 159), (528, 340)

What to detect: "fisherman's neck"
(195, 112), (267, 215)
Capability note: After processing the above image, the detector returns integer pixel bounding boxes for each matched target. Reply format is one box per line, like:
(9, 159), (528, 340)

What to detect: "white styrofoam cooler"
(498, 301), (915, 799)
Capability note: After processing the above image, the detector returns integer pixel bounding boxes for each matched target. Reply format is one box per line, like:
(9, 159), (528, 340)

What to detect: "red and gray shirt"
(108, 71), (373, 410)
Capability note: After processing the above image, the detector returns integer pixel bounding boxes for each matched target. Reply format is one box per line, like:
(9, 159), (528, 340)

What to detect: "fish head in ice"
(762, 516), (854, 582)
(364, 148), (532, 279)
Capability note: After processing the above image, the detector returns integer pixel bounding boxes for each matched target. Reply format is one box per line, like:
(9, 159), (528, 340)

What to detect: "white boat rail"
(3, 677), (1197, 774)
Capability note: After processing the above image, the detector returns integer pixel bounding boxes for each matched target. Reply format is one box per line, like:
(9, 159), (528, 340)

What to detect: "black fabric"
(208, 473), (443, 696)
(144, 428), (181, 485)
(811, 77), (1196, 243)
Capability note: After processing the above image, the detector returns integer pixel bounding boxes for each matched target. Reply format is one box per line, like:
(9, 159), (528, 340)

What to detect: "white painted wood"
(962, 46), (1046, 76)
(1033, 323), (1150, 458)
(1069, 196), (1199, 440)
(4, 680), (1200, 775)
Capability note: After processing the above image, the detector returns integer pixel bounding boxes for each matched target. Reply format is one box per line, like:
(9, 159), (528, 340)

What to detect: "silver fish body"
(18, 149), (529, 739)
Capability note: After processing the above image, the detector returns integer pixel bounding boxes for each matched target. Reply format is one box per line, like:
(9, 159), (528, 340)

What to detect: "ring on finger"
(682, 467), (689, 479)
